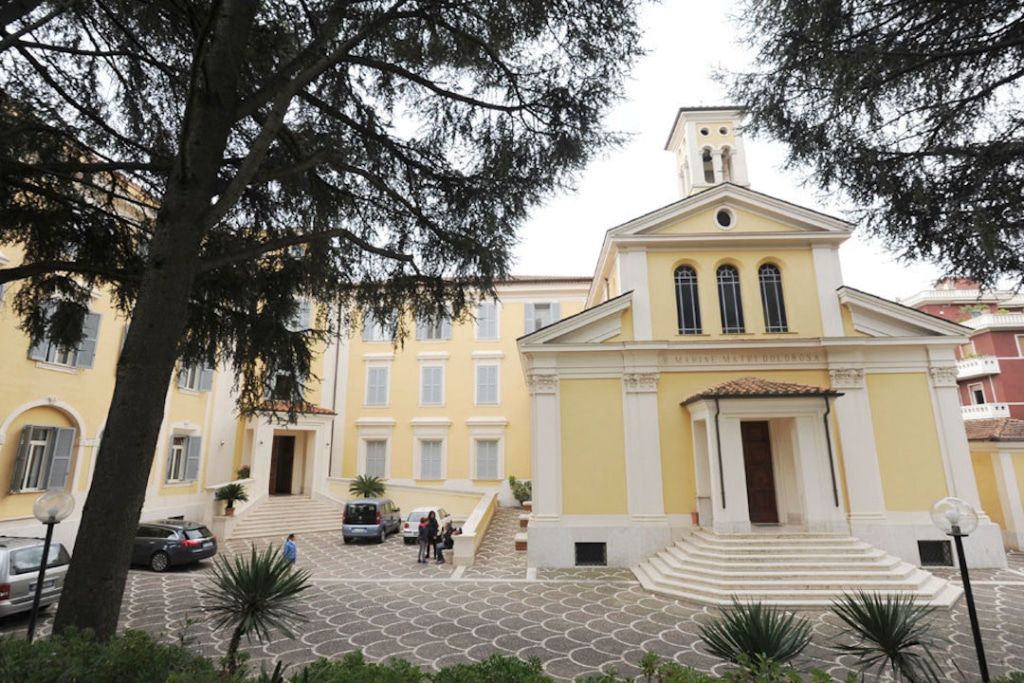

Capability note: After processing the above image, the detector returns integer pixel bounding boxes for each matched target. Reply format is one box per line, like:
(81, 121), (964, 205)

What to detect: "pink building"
(903, 278), (1024, 420)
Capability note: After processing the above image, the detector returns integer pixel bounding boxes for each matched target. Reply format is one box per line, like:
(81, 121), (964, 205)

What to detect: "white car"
(401, 506), (452, 543)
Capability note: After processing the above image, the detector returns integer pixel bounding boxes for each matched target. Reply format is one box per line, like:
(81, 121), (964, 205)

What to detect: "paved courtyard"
(3, 507), (1023, 681)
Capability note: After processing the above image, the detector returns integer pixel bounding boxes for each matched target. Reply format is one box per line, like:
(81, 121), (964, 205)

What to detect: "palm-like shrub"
(699, 599), (811, 665)
(348, 474), (385, 498)
(201, 544), (311, 674)
(831, 592), (942, 683)
(214, 482), (249, 510)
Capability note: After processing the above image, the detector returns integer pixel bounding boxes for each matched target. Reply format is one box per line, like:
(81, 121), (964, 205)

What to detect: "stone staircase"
(633, 529), (962, 607)
(514, 501), (531, 551)
(229, 495), (343, 540)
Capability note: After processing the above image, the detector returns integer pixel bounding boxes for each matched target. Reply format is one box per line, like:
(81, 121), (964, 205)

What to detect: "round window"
(699, 127), (710, 136)
(715, 209), (734, 229)
(719, 126), (729, 135)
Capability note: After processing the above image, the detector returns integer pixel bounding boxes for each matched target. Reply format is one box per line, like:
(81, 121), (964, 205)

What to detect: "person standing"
(426, 510), (439, 561)
(417, 516), (430, 563)
(283, 533), (297, 565)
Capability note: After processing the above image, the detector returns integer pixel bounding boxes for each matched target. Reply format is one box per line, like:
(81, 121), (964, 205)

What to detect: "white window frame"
(466, 417), (507, 481)
(20, 428), (52, 492)
(472, 437), (502, 481)
(968, 382), (986, 405)
(355, 418), (395, 478)
(419, 364), (445, 406)
(180, 364), (202, 392)
(166, 435), (188, 483)
(417, 315), (448, 341)
(476, 301), (500, 340)
(364, 363), (391, 407)
(412, 419), (450, 481)
(417, 438), (445, 480)
(474, 362), (500, 405)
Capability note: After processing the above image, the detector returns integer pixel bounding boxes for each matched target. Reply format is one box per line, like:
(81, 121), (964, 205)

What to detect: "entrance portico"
(684, 377), (847, 535)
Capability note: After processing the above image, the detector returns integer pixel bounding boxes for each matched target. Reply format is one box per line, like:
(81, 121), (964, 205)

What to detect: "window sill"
(474, 402), (500, 407)
(177, 387), (202, 395)
(763, 331), (798, 335)
(363, 404), (391, 409)
(162, 481), (196, 488)
(34, 361), (81, 375)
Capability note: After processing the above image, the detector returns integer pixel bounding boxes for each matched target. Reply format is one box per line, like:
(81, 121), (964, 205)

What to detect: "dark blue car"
(132, 519), (217, 572)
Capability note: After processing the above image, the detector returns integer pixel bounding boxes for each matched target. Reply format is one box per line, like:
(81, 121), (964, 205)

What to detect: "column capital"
(829, 367), (865, 389)
(928, 365), (959, 388)
(527, 372), (559, 396)
(623, 372), (659, 393)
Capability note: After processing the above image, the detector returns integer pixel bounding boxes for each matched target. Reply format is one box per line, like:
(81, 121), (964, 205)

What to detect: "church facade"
(518, 107), (1007, 571)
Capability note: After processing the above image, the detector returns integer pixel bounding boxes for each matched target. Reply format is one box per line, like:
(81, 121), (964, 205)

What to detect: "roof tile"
(682, 376), (840, 405)
(965, 418), (1024, 442)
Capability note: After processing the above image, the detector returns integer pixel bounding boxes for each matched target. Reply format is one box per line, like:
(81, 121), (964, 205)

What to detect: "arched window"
(717, 265), (745, 333)
(701, 148), (714, 183)
(721, 148), (733, 182)
(759, 263), (788, 332)
(674, 266), (702, 334)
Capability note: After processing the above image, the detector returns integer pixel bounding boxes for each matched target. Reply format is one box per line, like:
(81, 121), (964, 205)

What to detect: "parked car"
(401, 507), (452, 544)
(342, 498), (401, 544)
(132, 519), (217, 572)
(0, 536), (71, 617)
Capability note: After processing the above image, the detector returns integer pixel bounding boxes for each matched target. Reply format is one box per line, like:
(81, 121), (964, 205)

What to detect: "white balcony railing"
(961, 313), (1024, 330)
(957, 355), (1001, 380)
(961, 403), (1011, 420)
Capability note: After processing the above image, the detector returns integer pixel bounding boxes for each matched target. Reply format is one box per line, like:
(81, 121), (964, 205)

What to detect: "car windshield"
(407, 512), (427, 523)
(9, 543), (71, 575)
(184, 527), (212, 540)
(346, 503), (378, 525)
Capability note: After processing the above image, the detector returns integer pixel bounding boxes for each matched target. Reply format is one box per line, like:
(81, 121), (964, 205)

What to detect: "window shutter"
(199, 366), (214, 392)
(9, 426), (33, 492)
(27, 338), (48, 362)
(476, 440), (499, 480)
(184, 436), (202, 482)
(551, 302), (561, 323)
(365, 441), (386, 478)
(74, 312), (101, 368)
(45, 427), (75, 489)
(177, 367), (188, 389)
(441, 316), (452, 340)
(362, 314), (374, 341)
(415, 317), (425, 341)
(297, 300), (312, 330)
(524, 304), (535, 334)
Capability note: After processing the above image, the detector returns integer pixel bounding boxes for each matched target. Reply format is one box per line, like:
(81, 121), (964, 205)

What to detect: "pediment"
(518, 292), (632, 346)
(609, 184), (853, 238)
(838, 287), (968, 338)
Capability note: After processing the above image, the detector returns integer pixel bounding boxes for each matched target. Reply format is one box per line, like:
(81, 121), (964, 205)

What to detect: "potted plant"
(236, 465), (251, 479)
(215, 482), (249, 516)
(508, 476), (532, 507)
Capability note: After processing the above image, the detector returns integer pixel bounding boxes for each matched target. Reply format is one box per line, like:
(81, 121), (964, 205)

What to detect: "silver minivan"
(342, 498), (401, 544)
(0, 536), (71, 617)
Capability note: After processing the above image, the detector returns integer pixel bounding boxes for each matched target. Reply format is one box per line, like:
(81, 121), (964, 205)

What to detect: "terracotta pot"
(224, 506), (235, 517)
(690, 511), (700, 526)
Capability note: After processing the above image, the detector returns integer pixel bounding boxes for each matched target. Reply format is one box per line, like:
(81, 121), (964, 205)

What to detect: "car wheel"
(343, 537), (353, 545)
(150, 551), (170, 572)
(377, 530), (385, 544)
(404, 537), (413, 545)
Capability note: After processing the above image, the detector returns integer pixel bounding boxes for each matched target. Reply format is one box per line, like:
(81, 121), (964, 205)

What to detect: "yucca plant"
(699, 599), (811, 666)
(831, 592), (943, 683)
(348, 474), (385, 498)
(201, 544), (312, 674)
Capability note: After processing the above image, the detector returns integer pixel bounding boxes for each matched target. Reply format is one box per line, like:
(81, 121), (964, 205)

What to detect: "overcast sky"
(511, 0), (940, 302)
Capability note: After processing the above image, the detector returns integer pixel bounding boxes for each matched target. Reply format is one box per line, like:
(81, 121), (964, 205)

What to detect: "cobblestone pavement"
(3, 516), (1023, 682)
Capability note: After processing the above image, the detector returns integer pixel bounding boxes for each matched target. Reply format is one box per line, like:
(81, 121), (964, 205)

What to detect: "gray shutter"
(75, 312), (101, 368)
(441, 316), (452, 340)
(198, 366), (214, 392)
(297, 300), (312, 330)
(9, 426), (32, 492)
(177, 367), (188, 389)
(28, 338), (48, 361)
(415, 316), (425, 341)
(45, 427), (75, 489)
(362, 314), (374, 341)
(551, 302), (561, 323)
(183, 436), (202, 482)
(524, 304), (535, 334)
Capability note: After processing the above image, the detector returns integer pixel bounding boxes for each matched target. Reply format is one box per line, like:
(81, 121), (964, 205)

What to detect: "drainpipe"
(714, 398), (726, 508)
(822, 396), (839, 507)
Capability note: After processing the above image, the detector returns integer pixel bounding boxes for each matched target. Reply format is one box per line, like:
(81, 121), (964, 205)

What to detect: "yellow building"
(516, 107), (1007, 595)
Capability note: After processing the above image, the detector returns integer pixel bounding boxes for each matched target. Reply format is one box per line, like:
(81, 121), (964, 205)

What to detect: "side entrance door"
(269, 435), (295, 495)
(740, 421), (779, 524)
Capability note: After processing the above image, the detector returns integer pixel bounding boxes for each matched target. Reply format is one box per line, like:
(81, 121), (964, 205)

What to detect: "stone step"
(660, 547), (908, 576)
(514, 532), (528, 551)
(689, 530), (864, 546)
(680, 538), (875, 555)
(228, 497), (345, 540)
(672, 544), (888, 564)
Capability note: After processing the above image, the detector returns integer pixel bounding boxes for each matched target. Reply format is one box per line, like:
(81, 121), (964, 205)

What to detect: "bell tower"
(665, 107), (750, 197)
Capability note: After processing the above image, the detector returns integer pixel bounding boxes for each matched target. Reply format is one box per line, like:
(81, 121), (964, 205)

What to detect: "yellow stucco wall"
(970, 450), (1006, 528)
(646, 248), (823, 340)
(867, 373), (949, 511)
(326, 479), (483, 517)
(342, 291), (587, 485)
(560, 379), (628, 514)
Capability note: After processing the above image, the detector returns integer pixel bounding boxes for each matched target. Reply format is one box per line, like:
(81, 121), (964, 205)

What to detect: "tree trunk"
(52, 0), (260, 639)
(226, 624), (244, 674)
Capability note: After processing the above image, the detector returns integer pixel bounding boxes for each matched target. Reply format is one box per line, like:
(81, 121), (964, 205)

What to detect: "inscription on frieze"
(660, 351), (825, 366)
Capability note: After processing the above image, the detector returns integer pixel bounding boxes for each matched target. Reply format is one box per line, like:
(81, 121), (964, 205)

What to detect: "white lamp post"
(930, 496), (988, 682)
(27, 490), (75, 642)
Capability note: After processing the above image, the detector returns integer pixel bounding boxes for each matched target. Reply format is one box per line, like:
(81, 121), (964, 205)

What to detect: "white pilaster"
(622, 373), (667, 519)
(928, 366), (984, 510)
(714, 416), (752, 533)
(792, 414), (847, 532)
(617, 249), (653, 340)
(829, 368), (887, 522)
(812, 245), (845, 337)
(992, 451), (1024, 549)
(527, 372), (562, 521)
